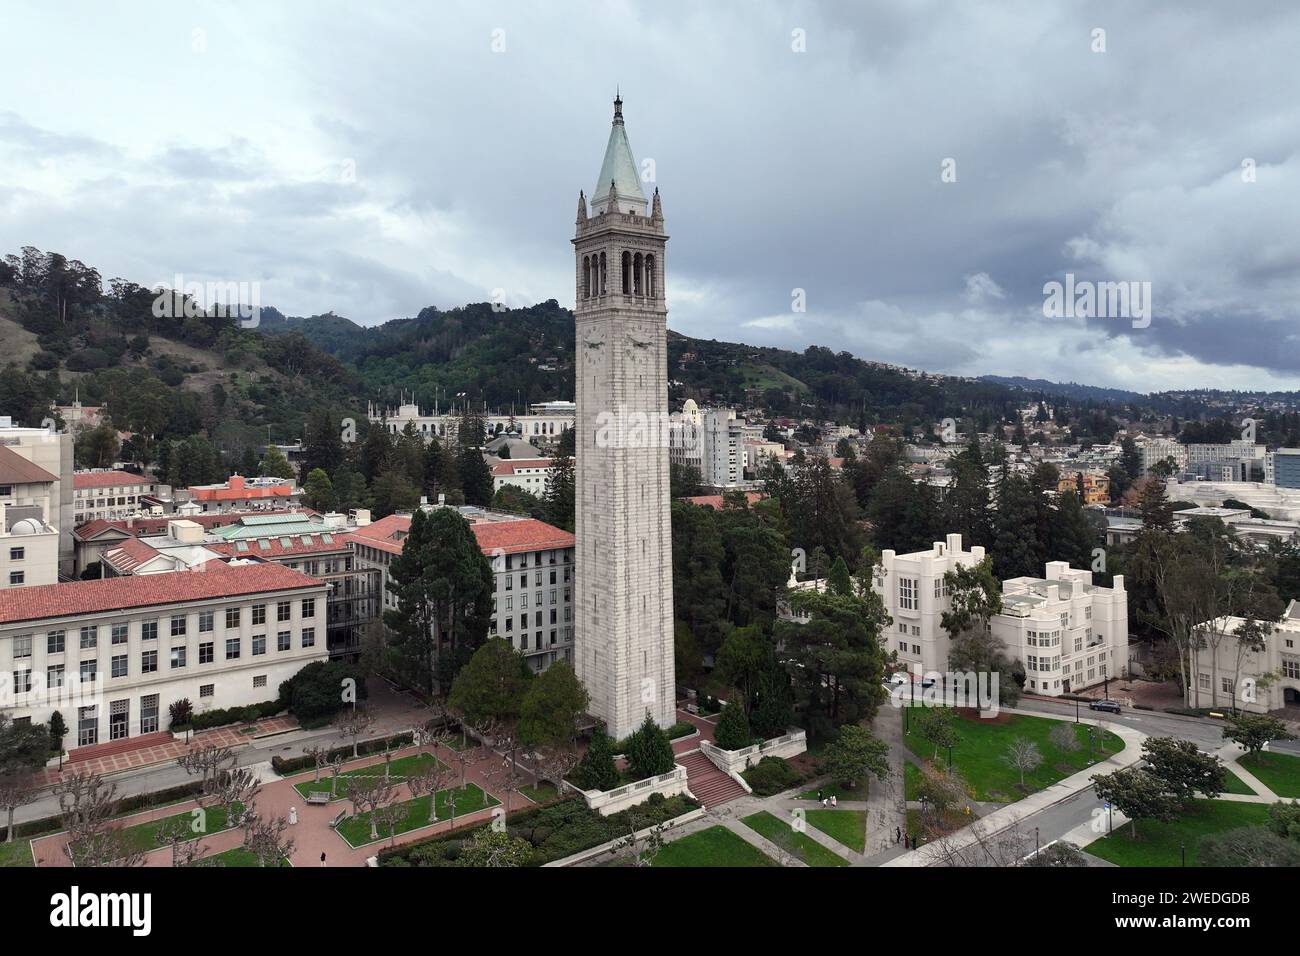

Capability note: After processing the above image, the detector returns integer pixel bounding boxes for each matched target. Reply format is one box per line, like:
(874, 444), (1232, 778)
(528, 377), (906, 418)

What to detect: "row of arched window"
(580, 251), (657, 299)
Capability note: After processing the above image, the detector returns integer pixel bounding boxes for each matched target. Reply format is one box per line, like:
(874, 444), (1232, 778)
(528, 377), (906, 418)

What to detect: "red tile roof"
(349, 513), (574, 557)
(490, 458), (554, 477)
(0, 563), (321, 626)
(73, 470), (155, 490)
(102, 538), (164, 573)
(207, 533), (350, 559)
(0, 445), (57, 485)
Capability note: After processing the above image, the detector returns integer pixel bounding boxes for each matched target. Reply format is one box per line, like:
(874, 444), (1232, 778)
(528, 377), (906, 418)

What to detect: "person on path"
(830, 795), (837, 808)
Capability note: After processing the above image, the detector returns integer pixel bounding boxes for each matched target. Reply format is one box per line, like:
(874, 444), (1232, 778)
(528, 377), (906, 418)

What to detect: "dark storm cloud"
(1, 0), (1298, 390)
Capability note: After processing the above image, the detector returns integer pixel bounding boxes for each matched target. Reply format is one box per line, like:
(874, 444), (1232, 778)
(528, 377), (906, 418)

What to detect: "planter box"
(575, 765), (689, 817)
(700, 729), (807, 775)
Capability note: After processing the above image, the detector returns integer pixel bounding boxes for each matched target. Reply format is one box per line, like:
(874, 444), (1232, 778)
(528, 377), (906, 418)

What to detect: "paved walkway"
(28, 737), (543, 868)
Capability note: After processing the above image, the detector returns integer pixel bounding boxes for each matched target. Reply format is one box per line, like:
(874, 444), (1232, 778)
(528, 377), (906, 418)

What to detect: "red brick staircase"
(68, 731), (172, 764)
(678, 750), (747, 809)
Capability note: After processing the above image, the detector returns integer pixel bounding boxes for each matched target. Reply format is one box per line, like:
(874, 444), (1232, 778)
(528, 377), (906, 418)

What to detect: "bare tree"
(327, 752), (346, 798)
(303, 744), (330, 783)
(1003, 738), (1044, 788)
(533, 744), (581, 795)
(613, 819), (669, 867)
(53, 771), (147, 867)
(1048, 723), (1081, 756)
(241, 811), (296, 867)
(483, 755), (528, 816)
(213, 766), (261, 828)
(177, 743), (236, 796)
(406, 761), (457, 825)
(375, 801), (403, 848)
(929, 813), (1037, 868)
(349, 774), (398, 842)
(335, 707), (377, 760)
(155, 815), (208, 867)
(0, 771), (38, 843)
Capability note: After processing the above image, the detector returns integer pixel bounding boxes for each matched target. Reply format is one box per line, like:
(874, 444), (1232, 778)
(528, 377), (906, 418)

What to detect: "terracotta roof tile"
(348, 513), (574, 557)
(73, 470), (155, 490)
(0, 445), (58, 485)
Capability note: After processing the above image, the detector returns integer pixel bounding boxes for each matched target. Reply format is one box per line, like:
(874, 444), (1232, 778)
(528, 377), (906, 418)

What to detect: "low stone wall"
(700, 729), (807, 775)
(575, 764), (689, 816)
(542, 807), (708, 867)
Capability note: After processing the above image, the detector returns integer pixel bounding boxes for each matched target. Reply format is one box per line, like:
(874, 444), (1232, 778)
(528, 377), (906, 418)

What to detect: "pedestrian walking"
(320, 851), (327, 867)
(817, 788), (823, 803)
(830, 795), (837, 808)
(895, 826), (901, 844)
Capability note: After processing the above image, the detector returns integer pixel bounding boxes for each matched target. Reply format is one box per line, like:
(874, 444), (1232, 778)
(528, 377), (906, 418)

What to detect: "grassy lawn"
(336, 783), (498, 849)
(1239, 751), (1300, 798)
(202, 846), (291, 867)
(805, 809), (866, 853)
(294, 752), (444, 801)
(0, 839), (33, 867)
(1087, 800), (1272, 867)
(905, 761), (922, 802)
(519, 783), (559, 804)
(798, 779), (869, 801)
(112, 802), (243, 855)
(652, 825), (776, 867)
(902, 708), (1123, 802)
(741, 811), (848, 867)
(1221, 765), (1257, 796)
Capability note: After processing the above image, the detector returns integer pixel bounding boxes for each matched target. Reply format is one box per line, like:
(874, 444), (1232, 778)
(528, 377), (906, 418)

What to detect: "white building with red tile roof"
(350, 510), (576, 672)
(1, 418), (74, 578)
(489, 458), (555, 496)
(181, 474), (301, 513)
(0, 445), (60, 590)
(0, 562), (328, 744)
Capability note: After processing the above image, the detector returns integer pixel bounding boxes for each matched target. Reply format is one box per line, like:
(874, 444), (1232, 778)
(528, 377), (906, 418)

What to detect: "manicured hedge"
(180, 700), (283, 732)
(0, 780), (206, 842)
(270, 732), (415, 776)
(378, 793), (699, 867)
(741, 756), (811, 797)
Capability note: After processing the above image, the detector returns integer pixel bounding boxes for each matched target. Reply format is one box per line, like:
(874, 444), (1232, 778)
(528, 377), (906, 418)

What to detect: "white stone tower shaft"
(571, 95), (675, 740)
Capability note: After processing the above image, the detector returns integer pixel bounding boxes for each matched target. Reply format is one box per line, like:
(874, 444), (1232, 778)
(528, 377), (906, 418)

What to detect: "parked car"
(1088, 699), (1122, 714)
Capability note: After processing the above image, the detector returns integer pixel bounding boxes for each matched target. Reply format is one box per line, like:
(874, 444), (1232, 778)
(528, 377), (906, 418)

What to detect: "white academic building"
(369, 399), (576, 445)
(873, 533), (1130, 697)
(0, 562), (328, 746)
(0, 417), (74, 578)
(669, 400), (745, 488)
(1186, 601), (1300, 713)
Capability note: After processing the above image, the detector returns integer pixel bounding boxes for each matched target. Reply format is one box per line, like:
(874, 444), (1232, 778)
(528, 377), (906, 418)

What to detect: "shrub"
(741, 756), (805, 797)
(168, 698), (193, 730)
(0, 781), (207, 842)
(188, 700), (281, 732)
(282, 660), (369, 722)
(713, 702), (753, 750)
(269, 732), (414, 776)
(570, 726), (619, 792)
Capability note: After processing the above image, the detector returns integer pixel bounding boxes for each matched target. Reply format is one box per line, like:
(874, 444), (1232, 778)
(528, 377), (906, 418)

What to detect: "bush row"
(269, 732), (415, 776)
(177, 700), (283, 732)
(741, 755), (814, 797)
(378, 792), (699, 867)
(0, 780), (206, 842)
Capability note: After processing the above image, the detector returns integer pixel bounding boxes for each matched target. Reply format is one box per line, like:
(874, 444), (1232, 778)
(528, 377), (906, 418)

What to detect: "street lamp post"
(1181, 843), (1186, 867)
(1075, 698), (1079, 723)
(948, 744), (953, 770)
(1035, 826), (1040, 856)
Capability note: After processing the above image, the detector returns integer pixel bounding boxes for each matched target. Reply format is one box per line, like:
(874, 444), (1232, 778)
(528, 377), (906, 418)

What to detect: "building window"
(226, 638), (240, 660)
(199, 610), (214, 633)
(252, 604), (266, 626)
(199, 642), (214, 664)
(47, 663), (64, 688)
(111, 655), (128, 678)
(1198, 673), (1211, 690)
(142, 620), (157, 641)
(226, 607), (240, 630)
(171, 615), (187, 637)
(898, 578), (917, 610)
(141, 650), (157, 674)
(252, 635), (266, 656)
(171, 646), (187, 669)
(253, 675), (267, 689)
(111, 623), (128, 645)
(12, 634), (31, 659)
(80, 660), (97, 682)
(78, 705), (98, 746)
(277, 601), (291, 622)
(79, 626), (98, 649)
(277, 631), (291, 652)
(47, 630), (65, 654)
(302, 628), (315, 648)
(9, 547), (23, 561)
(109, 699), (129, 741)
(12, 668), (31, 693)
(301, 598), (315, 619)
(8, 571), (23, 586)
(200, 684), (214, 699)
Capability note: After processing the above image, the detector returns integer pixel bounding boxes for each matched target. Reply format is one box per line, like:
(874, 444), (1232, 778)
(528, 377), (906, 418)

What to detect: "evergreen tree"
(370, 470), (420, 517)
(383, 508), (494, 694)
(458, 445), (493, 507)
(301, 407), (345, 479)
(750, 661), (795, 738)
(260, 444), (296, 480)
(827, 556), (853, 596)
(713, 701), (753, 750)
(992, 473), (1042, 580)
(541, 453), (575, 531)
(331, 462), (369, 512)
(301, 467), (336, 511)
(571, 725), (619, 791)
(518, 661), (589, 748)
(625, 713), (674, 780)
(1054, 490), (1097, 570)
(447, 637), (533, 730)
(670, 502), (728, 655)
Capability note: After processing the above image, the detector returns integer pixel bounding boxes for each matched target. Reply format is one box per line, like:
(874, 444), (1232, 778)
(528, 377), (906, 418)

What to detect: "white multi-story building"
(1188, 601), (1300, 712)
(1140, 438), (1187, 475)
(490, 458), (556, 497)
(669, 400), (744, 487)
(350, 510), (576, 673)
(0, 418), (73, 577)
(0, 445), (60, 590)
(0, 562), (328, 746)
(370, 400), (575, 445)
(874, 533), (1129, 697)
(73, 470), (159, 523)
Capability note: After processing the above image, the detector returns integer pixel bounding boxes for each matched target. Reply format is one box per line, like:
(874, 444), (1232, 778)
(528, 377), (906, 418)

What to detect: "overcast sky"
(3, 0), (1299, 393)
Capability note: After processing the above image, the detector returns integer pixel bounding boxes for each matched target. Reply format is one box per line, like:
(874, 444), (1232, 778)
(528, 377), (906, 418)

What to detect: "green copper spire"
(592, 93), (646, 214)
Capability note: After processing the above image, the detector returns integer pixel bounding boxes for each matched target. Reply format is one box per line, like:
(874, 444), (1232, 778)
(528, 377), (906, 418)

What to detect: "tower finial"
(576, 189), (588, 223)
(613, 89), (623, 125)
